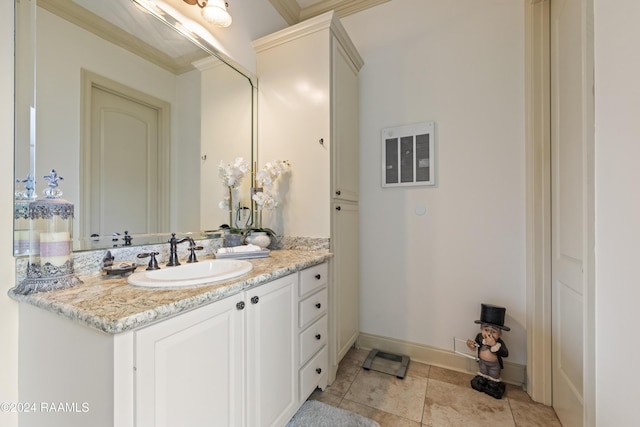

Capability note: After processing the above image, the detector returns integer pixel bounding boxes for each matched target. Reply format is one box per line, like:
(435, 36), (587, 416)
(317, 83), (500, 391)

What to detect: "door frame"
(524, 0), (595, 425)
(80, 69), (171, 237)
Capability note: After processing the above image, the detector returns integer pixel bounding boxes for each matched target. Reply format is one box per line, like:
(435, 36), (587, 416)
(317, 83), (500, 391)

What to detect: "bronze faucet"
(167, 233), (191, 267)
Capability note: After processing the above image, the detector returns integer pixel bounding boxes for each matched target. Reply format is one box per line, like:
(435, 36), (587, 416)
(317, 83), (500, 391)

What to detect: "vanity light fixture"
(183, 0), (232, 27)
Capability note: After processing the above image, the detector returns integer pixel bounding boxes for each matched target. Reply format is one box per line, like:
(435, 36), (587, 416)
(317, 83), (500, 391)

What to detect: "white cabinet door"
(331, 201), (360, 362)
(332, 40), (360, 202)
(246, 274), (298, 427)
(135, 296), (245, 427)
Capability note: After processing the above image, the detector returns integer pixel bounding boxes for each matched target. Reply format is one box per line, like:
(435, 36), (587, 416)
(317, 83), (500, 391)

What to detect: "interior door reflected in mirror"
(14, 0), (256, 255)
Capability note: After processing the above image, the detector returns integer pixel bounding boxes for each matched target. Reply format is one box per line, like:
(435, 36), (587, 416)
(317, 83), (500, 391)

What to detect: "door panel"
(89, 86), (160, 235)
(551, 0), (589, 425)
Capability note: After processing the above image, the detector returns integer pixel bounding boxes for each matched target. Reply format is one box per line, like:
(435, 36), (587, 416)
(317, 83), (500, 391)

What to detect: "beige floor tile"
(406, 360), (431, 379)
(345, 347), (371, 364)
(345, 369), (427, 423)
(308, 388), (343, 407)
(423, 378), (515, 427)
(340, 399), (421, 427)
(509, 399), (562, 427)
(428, 366), (475, 388)
(324, 376), (352, 398)
(505, 384), (534, 403)
(324, 356), (363, 397)
(317, 349), (562, 427)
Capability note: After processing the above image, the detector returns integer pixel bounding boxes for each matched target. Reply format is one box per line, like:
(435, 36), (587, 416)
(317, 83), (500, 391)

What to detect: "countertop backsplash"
(14, 235), (330, 283)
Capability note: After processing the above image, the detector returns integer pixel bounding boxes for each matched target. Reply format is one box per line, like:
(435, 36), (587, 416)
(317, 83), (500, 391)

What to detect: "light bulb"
(201, 0), (232, 27)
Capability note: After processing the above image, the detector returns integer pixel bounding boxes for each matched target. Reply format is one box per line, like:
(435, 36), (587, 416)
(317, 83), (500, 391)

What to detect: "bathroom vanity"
(12, 3), (360, 425)
(10, 250), (331, 427)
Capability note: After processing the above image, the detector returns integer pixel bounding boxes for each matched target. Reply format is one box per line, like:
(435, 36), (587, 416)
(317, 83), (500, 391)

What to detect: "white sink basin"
(127, 259), (253, 288)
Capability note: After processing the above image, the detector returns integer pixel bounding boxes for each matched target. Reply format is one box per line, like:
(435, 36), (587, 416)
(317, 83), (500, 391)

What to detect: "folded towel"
(216, 244), (262, 254)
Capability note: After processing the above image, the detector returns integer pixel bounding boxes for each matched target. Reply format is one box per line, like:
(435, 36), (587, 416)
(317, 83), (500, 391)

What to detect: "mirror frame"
(14, 0), (259, 255)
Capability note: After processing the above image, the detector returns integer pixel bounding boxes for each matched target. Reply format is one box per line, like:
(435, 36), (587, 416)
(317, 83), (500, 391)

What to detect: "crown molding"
(268, 0), (301, 25)
(300, 0), (390, 21)
(253, 11), (363, 71)
(269, 0), (390, 25)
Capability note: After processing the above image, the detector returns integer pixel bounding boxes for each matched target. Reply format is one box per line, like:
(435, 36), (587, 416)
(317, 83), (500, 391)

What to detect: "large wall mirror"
(14, 0), (257, 255)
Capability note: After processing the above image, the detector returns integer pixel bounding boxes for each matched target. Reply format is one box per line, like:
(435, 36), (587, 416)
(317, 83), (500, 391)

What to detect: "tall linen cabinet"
(254, 11), (363, 383)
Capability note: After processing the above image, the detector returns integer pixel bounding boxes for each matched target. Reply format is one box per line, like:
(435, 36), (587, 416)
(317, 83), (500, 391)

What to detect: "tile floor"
(309, 347), (562, 427)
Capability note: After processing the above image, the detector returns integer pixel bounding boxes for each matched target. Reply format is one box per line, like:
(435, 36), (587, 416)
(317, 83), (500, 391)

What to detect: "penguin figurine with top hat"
(466, 303), (510, 399)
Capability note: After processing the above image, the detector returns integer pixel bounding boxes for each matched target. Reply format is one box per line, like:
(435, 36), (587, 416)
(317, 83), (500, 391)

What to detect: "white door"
(89, 86), (160, 236)
(550, 0), (593, 425)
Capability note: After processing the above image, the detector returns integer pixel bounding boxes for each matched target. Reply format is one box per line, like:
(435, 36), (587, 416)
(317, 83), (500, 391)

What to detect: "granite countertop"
(9, 250), (331, 334)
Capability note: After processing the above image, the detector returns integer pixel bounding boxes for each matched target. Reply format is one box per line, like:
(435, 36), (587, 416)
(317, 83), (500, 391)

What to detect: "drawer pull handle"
(315, 303), (322, 309)
(335, 190), (341, 196)
(236, 301), (245, 310)
(315, 334), (322, 340)
(251, 296), (259, 304)
(335, 206), (341, 211)
(316, 368), (322, 374)
(315, 274), (321, 280)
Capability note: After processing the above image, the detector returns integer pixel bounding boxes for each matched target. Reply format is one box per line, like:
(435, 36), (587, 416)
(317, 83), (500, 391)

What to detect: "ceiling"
(37, 0), (388, 74)
(269, 0), (389, 25)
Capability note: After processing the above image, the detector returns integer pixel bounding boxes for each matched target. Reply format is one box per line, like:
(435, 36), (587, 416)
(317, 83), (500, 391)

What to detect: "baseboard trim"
(357, 333), (526, 387)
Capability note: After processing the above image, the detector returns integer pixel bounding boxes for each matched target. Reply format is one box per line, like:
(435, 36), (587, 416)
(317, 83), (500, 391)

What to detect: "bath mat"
(287, 400), (380, 427)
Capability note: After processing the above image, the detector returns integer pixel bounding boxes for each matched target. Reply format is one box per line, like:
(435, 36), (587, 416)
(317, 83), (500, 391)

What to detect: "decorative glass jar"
(14, 170), (81, 294)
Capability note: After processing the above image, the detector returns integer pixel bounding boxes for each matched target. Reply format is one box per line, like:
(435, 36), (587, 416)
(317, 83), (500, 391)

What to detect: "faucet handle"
(187, 241), (204, 263)
(103, 250), (115, 268)
(137, 252), (160, 270)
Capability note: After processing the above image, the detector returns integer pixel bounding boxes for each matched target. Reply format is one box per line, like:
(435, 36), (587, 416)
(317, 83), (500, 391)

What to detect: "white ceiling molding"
(270, 0), (390, 25)
(268, 0), (302, 25)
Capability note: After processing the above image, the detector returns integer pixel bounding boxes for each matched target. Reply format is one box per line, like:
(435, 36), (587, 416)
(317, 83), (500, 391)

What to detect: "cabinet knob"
(315, 334), (321, 340)
(335, 190), (341, 196)
(335, 206), (341, 211)
(315, 274), (321, 280)
(316, 368), (322, 374)
(236, 301), (245, 310)
(251, 296), (259, 304)
(315, 303), (322, 309)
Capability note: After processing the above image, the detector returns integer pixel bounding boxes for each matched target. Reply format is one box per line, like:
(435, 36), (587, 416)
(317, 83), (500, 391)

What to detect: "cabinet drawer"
(299, 263), (328, 297)
(299, 346), (328, 401)
(299, 314), (327, 366)
(299, 288), (327, 328)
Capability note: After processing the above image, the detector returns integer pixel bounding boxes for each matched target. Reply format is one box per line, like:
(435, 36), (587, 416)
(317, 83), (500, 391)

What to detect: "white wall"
(342, 0), (527, 364)
(594, 0), (640, 423)
(0, 1), (18, 426)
